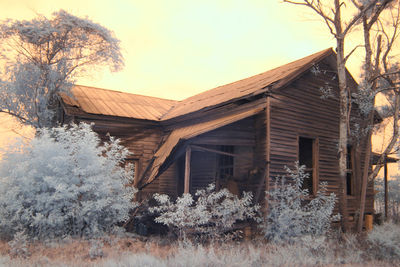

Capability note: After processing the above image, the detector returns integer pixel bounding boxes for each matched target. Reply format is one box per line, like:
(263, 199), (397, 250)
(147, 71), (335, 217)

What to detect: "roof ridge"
(180, 48), (333, 103)
(160, 48), (334, 120)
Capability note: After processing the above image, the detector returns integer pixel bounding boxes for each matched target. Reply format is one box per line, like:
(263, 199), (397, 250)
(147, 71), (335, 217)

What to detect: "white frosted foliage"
(151, 184), (260, 239)
(0, 123), (136, 240)
(0, 10), (124, 128)
(260, 163), (338, 243)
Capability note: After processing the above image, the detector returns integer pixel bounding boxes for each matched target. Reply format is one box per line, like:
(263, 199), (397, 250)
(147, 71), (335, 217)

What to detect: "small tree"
(0, 10), (123, 128)
(260, 163), (338, 244)
(0, 123), (136, 240)
(151, 184), (260, 240)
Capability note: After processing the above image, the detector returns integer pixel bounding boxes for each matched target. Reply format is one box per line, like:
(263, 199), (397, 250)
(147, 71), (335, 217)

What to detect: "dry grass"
(0, 236), (175, 266)
(0, 233), (398, 267)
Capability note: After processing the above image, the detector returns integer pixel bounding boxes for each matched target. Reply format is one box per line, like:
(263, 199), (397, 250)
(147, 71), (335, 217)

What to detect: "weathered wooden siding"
(67, 115), (178, 198)
(190, 150), (217, 194)
(268, 66), (373, 220)
(188, 117), (260, 195)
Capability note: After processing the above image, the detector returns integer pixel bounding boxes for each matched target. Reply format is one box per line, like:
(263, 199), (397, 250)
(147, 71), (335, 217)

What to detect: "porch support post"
(184, 145), (192, 194)
(384, 158), (388, 220)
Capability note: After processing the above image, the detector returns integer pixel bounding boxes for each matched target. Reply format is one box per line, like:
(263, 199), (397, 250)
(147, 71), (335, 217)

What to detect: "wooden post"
(265, 96), (271, 212)
(384, 159), (388, 220)
(365, 214), (373, 231)
(184, 146), (192, 194)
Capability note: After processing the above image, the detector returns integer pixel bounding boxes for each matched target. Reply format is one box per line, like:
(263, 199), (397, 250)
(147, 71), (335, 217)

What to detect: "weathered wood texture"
(66, 115), (178, 198)
(268, 66), (373, 218)
(60, 50), (375, 226)
(184, 117), (262, 196)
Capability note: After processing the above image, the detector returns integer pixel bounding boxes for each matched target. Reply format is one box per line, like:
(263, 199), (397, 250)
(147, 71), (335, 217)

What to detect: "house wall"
(268, 65), (373, 222)
(66, 115), (178, 198)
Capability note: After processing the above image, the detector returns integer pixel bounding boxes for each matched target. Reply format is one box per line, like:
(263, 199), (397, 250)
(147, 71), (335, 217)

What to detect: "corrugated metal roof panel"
(62, 85), (178, 120)
(143, 105), (266, 186)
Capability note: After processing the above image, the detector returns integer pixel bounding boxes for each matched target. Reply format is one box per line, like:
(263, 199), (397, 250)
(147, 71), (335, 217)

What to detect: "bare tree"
(0, 10), (124, 128)
(284, 0), (400, 233)
(283, 0), (390, 232)
(355, 0), (400, 231)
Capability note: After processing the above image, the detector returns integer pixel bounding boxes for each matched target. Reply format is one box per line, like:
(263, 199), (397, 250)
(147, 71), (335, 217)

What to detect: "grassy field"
(0, 228), (399, 267)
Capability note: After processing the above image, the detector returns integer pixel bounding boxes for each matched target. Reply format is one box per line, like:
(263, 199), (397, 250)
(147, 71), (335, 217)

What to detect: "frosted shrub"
(261, 163), (338, 243)
(151, 184), (260, 239)
(8, 231), (30, 258)
(89, 239), (105, 259)
(0, 123), (136, 240)
(367, 221), (400, 261)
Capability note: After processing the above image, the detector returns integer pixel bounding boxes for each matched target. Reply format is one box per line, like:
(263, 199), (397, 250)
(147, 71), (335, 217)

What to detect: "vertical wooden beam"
(312, 138), (320, 196)
(384, 159), (388, 220)
(184, 145), (192, 194)
(264, 96), (271, 212)
(133, 160), (140, 188)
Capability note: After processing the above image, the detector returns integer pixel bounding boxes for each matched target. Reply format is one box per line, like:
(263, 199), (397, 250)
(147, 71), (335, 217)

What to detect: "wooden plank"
(265, 96), (271, 211)
(190, 144), (251, 160)
(184, 146), (192, 194)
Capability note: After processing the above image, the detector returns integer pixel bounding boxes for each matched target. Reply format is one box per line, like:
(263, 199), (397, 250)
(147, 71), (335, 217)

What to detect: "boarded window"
(298, 137), (317, 194)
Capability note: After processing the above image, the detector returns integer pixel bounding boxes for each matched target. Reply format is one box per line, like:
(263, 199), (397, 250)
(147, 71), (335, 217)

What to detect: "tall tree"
(355, 0), (400, 231)
(284, 0), (400, 232)
(0, 10), (124, 128)
(283, 0), (386, 231)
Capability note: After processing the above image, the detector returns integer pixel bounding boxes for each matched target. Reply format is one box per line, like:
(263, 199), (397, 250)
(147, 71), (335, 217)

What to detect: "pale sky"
(0, 0), (345, 100)
(0, 0), (397, 176)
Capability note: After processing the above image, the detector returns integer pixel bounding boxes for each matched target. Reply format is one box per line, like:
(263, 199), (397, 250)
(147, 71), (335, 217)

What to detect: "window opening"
(346, 145), (353, 196)
(217, 145), (234, 180)
(299, 137), (314, 194)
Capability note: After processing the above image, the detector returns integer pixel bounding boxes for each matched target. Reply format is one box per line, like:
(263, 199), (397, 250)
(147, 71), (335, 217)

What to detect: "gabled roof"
(60, 85), (178, 121)
(161, 48), (334, 120)
(60, 48), (335, 121)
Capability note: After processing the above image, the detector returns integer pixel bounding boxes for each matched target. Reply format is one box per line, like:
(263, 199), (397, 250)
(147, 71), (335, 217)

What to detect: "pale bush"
(367, 221), (400, 261)
(8, 231), (30, 258)
(260, 163), (338, 243)
(150, 184), (260, 239)
(0, 123), (137, 240)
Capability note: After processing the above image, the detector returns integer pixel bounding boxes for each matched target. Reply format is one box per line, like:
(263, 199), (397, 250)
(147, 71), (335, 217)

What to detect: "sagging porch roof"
(142, 102), (266, 187)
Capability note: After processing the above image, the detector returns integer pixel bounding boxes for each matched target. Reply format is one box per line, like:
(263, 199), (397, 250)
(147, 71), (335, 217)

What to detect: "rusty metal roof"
(60, 85), (178, 121)
(61, 48), (334, 122)
(143, 104), (266, 186)
(161, 48), (334, 120)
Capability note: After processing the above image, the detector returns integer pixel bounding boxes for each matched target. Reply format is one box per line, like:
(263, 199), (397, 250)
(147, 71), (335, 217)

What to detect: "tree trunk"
(357, 115), (373, 232)
(334, 0), (350, 232)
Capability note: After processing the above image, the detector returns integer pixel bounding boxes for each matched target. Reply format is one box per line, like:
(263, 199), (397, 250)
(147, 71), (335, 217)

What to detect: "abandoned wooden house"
(59, 48), (381, 226)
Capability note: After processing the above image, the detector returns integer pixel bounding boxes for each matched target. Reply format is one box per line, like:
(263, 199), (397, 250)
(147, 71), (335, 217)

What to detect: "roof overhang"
(139, 98), (267, 188)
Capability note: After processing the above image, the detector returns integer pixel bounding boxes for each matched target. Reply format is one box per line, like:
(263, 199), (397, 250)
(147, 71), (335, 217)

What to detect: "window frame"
(297, 135), (319, 196)
(346, 144), (355, 196)
(216, 145), (235, 189)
